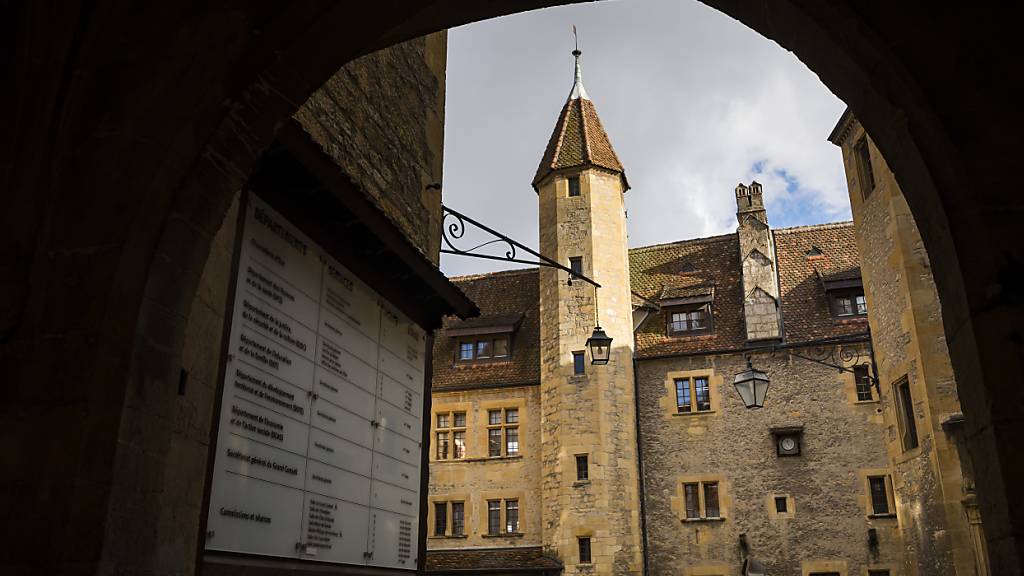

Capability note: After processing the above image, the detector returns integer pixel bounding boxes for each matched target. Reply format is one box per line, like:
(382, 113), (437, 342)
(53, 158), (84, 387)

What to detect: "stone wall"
(427, 386), (543, 549)
(165, 36), (448, 574)
(636, 345), (902, 575)
(537, 168), (643, 574)
(294, 32), (447, 264)
(838, 117), (983, 575)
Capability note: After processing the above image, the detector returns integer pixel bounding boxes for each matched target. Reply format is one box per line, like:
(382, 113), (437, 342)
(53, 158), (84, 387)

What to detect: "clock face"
(781, 437), (797, 451)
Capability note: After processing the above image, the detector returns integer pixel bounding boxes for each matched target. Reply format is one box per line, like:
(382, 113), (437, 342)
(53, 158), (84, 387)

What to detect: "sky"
(440, 0), (849, 277)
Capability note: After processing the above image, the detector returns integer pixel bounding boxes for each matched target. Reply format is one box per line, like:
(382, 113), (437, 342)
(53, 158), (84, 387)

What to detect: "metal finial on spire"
(569, 26), (589, 100)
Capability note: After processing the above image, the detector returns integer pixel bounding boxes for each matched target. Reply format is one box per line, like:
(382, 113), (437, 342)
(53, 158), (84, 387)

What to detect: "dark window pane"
(570, 257), (583, 278)
(437, 414), (449, 429)
(855, 365), (873, 401)
(870, 476), (890, 514)
(690, 308), (707, 329)
(568, 176), (581, 197)
(459, 342), (474, 360)
(695, 378), (710, 411)
(684, 483), (700, 519)
(576, 454), (589, 481)
(578, 537), (592, 563)
(775, 496), (788, 513)
(896, 377), (919, 450)
(505, 500), (519, 533)
(670, 312), (688, 333)
(506, 427), (519, 456)
(856, 137), (876, 197)
(704, 482), (720, 518)
(453, 431), (465, 459)
(868, 571), (891, 576)
(453, 412), (466, 428)
(434, 502), (447, 536)
(493, 337), (509, 357)
(487, 501), (501, 535)
(489, 410), (502, 426)
(573, 351), (585, 375)
(675, 379), (691, 412)
(476, 340), (491, 358)
(451, 502), (464, 536)
(488, 428), (502, 457)
(436, 432), (449, 460)
(505, 409), (519, 424)
(855, 294), (868, 315)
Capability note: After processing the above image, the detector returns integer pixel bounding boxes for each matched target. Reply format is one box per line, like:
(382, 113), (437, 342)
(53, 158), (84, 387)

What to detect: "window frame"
(867, 474), (896, 518)
(486, 407), (520, 458)
(575, 454), (589, 481)
(674, 376), (712, 414)
(854, 364), (874, 402)
(569, 256), (583, 278)
(894, 376), (919, 452)
(567, 175), (581, 197)
(572, 351), (585, 375)
(829, 287), (867, 318)
(855, 136), (876, 198)
(434, 410), (467, 461)
(666, 303), (714, 336)
(578, 537), (592, 564)
(451, 501), (465, 536)
(505, 499), (520, 534)
(434, 501), (447, 536)
(682, 480), (724, 520)
(486, 500), (501, 536)
(454, 334), (511, 363)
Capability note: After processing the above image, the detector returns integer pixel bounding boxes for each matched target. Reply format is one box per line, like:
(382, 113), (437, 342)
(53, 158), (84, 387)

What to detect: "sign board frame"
(198, 187), (434, 575)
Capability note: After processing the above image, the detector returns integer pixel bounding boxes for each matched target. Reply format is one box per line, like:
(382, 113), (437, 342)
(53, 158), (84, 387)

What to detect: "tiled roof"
(432, 268), (541, 390)
(532, 96), (628, 191)
(425, 546), (563, 573)
(774, 221), (868, 342)
(630, 234), (747, 357)
(433, 223), (866, 382)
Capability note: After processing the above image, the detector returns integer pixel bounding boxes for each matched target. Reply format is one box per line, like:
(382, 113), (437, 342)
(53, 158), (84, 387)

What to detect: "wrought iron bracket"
(440, 204), (601, 288)
(764, 335), (880, 396)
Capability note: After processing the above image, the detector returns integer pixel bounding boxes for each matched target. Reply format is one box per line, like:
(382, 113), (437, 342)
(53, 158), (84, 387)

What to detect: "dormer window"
(456, 335), (510, 362)
(658, 285), (715, 337)
(819, 268), (866, 319)
(447, 314), (522, 364)
(668, 304), (712, 335)
(831, 289), (867, 317)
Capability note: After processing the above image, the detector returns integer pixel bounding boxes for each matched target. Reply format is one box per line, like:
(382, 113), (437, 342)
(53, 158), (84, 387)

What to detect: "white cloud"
(441, 0), (849, 276)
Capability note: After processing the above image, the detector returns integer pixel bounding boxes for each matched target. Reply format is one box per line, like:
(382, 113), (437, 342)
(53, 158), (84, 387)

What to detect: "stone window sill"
(482, 532), (524, 538)
(672, 410), (716, 417)
(435, 455), (524, 464)
(573, 480), (591, 487)
(868, 512), (897, 520)
(832, 316), (868, 325)
(428, 534), (468, 539)
(682, 516), (726, 523)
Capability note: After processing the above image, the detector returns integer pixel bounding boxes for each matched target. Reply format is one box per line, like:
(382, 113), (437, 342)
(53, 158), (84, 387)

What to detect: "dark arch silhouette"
(3, 1), (1020, 573)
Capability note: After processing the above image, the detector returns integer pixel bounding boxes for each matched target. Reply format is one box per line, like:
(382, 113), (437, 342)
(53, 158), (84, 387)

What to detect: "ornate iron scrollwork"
(440, 204), (600, 288)
(771, 337), (879, 394)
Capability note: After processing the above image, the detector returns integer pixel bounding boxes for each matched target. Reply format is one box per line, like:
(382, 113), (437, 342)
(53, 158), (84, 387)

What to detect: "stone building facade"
(423, 52), (978, 575)
(830, 111), (988, 576)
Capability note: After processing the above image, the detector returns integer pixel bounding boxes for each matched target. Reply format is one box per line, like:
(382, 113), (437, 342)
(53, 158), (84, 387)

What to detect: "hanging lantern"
(586, 326), (612, 365)
(733, 358), (770, 409)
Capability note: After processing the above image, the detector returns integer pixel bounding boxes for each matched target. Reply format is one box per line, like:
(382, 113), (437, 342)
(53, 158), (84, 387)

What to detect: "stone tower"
(735, 181), (782, 341)
(533, 49), (643, 575)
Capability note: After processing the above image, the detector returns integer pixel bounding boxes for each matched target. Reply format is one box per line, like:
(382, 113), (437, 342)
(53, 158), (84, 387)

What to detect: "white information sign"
(205, 195), (426, 570)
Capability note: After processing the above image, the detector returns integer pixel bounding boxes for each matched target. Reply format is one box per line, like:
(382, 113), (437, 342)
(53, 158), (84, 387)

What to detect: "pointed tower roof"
(532, 49), (629, 192)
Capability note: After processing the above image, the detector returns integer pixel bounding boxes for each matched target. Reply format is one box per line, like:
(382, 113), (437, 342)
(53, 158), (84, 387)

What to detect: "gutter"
(633, 356), (651, 575)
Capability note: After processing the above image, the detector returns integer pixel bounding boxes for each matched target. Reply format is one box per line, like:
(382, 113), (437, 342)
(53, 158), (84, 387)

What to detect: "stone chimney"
(735, 181), (781, 341)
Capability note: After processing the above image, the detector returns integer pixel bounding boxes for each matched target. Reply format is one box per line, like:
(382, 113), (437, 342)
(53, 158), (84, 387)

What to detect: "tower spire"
(569, 29), (589, 100)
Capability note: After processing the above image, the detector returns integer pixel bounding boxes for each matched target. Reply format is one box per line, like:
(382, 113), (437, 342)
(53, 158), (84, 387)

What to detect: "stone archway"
(3, 1), (1020, 574)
